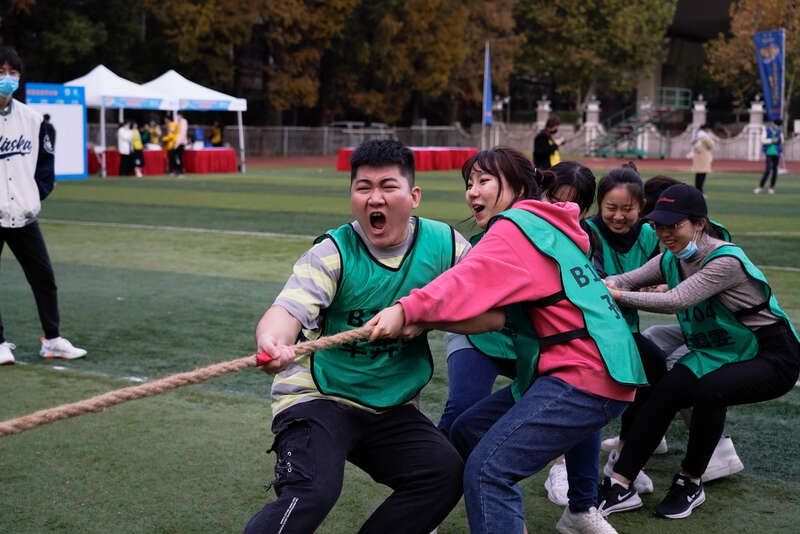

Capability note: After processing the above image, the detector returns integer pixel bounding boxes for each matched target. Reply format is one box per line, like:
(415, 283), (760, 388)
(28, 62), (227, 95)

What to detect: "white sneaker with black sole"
(702, 435), (744, 482)
(603, 449), (654, 494)
(655, 474), (705, 519)
(544, 461), (569, 506)
(556, 506), (618, 534)
(597, 476), (642, 516)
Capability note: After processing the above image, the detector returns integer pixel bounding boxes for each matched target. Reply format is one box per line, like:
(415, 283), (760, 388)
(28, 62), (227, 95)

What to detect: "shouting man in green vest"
(243, 139), (478, 534)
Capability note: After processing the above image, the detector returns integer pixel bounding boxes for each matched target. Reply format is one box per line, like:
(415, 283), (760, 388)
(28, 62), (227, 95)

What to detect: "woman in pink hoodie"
(368, 147), (645, 534)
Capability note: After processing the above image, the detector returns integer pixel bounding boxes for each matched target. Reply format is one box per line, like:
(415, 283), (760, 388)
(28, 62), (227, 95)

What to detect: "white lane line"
(761, 265), (800, 273)
(40, 218), (314, 240)
(738, 231), (800, 237)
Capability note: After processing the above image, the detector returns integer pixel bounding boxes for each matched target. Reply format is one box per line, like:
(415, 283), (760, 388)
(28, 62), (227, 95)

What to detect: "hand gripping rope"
(0, 325), (373, 438)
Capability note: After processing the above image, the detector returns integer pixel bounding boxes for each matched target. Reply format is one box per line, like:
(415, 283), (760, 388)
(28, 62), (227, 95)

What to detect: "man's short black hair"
(0, 47), (23, 74)
(350, 139), (415, 186)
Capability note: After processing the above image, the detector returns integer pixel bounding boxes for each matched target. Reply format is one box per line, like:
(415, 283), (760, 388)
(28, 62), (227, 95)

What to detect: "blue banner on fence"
(482, 41), (492, 126)
(753, 29), (785, 122)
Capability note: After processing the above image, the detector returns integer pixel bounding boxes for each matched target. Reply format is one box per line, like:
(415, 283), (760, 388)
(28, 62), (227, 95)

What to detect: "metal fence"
(89, 124), (480, 157)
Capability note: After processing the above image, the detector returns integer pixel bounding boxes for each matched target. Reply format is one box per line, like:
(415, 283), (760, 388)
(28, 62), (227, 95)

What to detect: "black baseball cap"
(646, 184), (707, 225)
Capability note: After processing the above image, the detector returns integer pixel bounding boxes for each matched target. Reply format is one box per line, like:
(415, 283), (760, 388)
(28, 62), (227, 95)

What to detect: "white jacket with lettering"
(0, 98), (55, 228)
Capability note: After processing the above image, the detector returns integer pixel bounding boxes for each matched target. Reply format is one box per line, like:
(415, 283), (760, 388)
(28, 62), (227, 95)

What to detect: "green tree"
(329, 0), (473, 123)
(705, 0), (800, 114)
(515, 0), (677, 112)
(261, 0), (357, 120)
(144, 0), (260, 88)
(0, 0), (145, 82)
(435, 0), (522, 124)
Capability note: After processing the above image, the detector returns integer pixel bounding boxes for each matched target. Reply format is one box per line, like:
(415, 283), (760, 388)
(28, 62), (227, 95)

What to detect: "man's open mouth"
(370, 212), (386, 230)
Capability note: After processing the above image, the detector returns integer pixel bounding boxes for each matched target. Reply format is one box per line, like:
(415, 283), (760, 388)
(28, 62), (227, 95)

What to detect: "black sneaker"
(597, 476), (643, 516)
(655, 474), (706, 519)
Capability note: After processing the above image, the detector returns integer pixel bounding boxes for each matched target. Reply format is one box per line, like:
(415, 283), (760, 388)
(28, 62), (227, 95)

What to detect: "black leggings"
(694, 173), (707, 192)
(759, 155), (780, 188)
(619, 333), (667, 440)
(614, 322), (800, 479)
(0, 221), (60, 342)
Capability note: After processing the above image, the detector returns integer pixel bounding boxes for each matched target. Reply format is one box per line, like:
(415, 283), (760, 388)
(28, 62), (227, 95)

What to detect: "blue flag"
(482, 41), (493, 126)
(753, 29), (785, 122)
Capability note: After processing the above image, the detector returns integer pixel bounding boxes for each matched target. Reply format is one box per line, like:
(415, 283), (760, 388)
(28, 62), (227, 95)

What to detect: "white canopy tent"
(65, 65), (176, 176)
(142, 70), (248, 172)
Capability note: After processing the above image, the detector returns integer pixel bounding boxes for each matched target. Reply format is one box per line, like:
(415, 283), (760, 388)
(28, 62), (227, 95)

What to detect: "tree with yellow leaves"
(705, 0), (800, 114)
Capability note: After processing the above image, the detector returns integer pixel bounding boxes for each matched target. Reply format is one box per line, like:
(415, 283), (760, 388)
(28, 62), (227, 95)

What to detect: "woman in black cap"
(595, 183), (800, 520)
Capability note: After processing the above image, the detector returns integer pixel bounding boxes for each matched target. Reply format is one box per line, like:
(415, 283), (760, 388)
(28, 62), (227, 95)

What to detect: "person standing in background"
(0, 46), (87, 365)
(533, 116), (564, 170)
(146, 120), (162, 150)
(690, 124), (714, 195)
(210, 121), (223, 147)
(131, 122), (143, 178)
(42, 113), (55, 147)
(754, 119), (783, 194)
(174, 110), (188, 177)
(161, 115), (177, 174)
(116, 121), (133, 176)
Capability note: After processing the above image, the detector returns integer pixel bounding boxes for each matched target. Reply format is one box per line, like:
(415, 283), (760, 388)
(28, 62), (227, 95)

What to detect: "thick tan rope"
(0, 325), (372, 438)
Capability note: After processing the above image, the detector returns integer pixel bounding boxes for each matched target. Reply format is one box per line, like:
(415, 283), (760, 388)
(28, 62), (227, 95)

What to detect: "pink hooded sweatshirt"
(400, 199), (636, 402)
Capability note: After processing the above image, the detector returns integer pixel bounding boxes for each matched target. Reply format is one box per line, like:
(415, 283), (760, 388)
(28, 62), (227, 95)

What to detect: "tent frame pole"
(100, 104), (107, 177)
(237, 110), (246, 173)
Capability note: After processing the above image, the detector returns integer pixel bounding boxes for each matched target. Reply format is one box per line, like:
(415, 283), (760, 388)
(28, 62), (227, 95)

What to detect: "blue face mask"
(675, 238), (698, 260)
(0, 76), (19, 97)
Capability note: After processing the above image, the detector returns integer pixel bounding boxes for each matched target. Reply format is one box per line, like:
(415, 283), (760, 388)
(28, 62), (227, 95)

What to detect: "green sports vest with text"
(661, 244), (799, 378)
(312, 217), (456, 409)
(490, 209), (647, 397)
(585, 219), (659, 333)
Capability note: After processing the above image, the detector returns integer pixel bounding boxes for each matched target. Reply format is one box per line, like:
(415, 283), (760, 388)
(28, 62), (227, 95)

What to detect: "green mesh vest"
(491, 209), (647, 398)
(661, 244), (799, 378)
(585, 219), (659, 333)
(312, 217), (455, 409)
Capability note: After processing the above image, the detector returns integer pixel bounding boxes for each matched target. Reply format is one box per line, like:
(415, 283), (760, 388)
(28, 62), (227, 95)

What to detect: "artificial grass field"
(0, 164), (798, 533)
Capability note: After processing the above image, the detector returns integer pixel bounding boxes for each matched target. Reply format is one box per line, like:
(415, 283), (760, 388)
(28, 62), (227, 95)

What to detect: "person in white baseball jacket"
(0, 46), (86, 365)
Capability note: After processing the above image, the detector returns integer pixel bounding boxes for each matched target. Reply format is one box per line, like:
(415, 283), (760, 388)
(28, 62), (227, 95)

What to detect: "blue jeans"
(453, 376), (628, 534)
(438, 348), (516, 435)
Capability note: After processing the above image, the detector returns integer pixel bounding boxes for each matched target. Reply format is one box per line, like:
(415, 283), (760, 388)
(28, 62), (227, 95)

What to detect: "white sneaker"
(768, 188), (775, 194)
(40, 337), (87, 360)
(0, 341), (16, 365)
(601, 435), (667, 455)
(702, 435), (744, 482)
(603, 449), (654, 494)
(544, 461), (570, 506)
(557, 506), (618, 534)
(753, 187), (763, 194)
